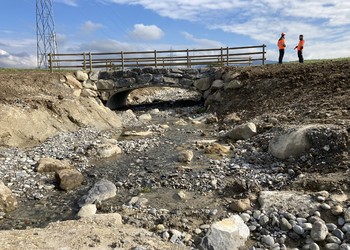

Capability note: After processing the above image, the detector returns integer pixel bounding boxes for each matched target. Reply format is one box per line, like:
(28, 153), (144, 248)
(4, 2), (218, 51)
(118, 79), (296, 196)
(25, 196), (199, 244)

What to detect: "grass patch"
(288, 57), (350, 64)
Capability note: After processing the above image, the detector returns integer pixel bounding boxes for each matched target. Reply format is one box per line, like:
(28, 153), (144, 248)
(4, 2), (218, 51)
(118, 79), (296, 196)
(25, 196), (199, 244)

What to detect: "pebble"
(325, 243), (341, 250)
(293, 224), (305, 235)
(311, 221), (328, 241)
(309, 242), (320, 250)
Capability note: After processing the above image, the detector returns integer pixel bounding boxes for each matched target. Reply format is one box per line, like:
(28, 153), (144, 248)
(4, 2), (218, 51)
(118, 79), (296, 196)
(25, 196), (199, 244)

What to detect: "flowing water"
(0, 99), (220, 231)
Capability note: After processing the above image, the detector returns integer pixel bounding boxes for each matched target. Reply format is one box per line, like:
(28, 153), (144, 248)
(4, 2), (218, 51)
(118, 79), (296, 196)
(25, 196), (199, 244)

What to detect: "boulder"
(223, 72), (240, 82)
(77, 204), (97, 218)
(194, 77), (211, 91)
(55, 168), (84, 191)
(225, 122), (256, 140)
(268, 126), (311, 159)
(79, 179), (117, 207)
(82, 80), (97, 90)
(311, 220), (328, 242)
(139, 114), (152, 121)
(224, 80), (243, 90)
(81, 88), (98, 97)
(229, 198), (251, 212)
(0, 181), (18, 213)
(258, 191), (318, 214)
(96, 79), (114, 90)
(199, 215), (250, 250)
(163, 77), (179, 85)
(37, 157), (73, 173)
(211, 79), (224, 90)
(96, 143), (122, 158)
(65, 74), (83, 89)
(89, 71), (99, 81)
(177, 150), (194, 163)
(75, 71), (89, 82)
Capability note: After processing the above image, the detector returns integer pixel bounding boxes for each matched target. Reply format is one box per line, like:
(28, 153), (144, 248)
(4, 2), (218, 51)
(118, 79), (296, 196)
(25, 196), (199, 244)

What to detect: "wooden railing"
(48, 45), (266, 71)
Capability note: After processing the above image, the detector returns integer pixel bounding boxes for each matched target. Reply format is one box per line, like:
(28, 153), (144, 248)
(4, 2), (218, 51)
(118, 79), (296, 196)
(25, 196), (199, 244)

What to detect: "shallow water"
(0, 102), (219, 230)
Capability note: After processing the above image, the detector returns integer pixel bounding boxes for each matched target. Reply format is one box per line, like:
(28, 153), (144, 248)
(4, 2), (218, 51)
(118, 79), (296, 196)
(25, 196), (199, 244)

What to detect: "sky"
(1, 0), (350, 68)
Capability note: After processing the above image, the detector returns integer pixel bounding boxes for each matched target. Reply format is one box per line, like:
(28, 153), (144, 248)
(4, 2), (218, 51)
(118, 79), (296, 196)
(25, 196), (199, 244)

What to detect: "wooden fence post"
(262, 44), (266, 65)
(89, 52), (92, 71)
(226, 47), (229, 66)
(187, 49), (190, 68)
(121, 51), (124, 70)
(220, 47), (223, 66)
(83, 52), (86, 71)
(154, 50), (157, 68)
(49, 53), (53, 72)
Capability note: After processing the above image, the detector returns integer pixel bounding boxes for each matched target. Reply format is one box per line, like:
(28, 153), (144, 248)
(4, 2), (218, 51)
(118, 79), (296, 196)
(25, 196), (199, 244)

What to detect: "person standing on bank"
(277, 32), (286, 64)
(294, 34), (305, 63)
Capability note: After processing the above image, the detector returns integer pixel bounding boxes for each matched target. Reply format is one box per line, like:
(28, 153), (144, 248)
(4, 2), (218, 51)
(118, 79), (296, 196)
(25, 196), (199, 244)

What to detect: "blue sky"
(1, 0), (350, 68)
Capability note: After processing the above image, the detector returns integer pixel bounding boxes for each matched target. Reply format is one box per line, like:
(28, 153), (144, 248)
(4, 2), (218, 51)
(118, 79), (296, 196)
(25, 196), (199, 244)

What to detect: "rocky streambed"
(1, 99), (350, 250)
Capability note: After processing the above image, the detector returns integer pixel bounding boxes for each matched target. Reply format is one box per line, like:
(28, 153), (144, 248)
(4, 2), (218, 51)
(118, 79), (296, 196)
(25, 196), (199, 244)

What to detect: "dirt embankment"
(0, 71), (122, 148)
(209, 60), (350, 124)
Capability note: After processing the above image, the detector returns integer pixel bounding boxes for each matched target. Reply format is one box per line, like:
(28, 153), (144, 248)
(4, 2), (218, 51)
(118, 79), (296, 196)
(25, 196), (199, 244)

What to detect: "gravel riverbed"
(1, 103), (350, 250)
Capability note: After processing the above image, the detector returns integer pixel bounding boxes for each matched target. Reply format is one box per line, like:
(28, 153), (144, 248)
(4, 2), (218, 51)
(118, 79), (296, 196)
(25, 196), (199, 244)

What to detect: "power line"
(36, 0), (59, 69)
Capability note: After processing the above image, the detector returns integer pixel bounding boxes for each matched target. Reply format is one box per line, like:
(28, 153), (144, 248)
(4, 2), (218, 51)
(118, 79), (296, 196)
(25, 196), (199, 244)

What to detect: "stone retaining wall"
(72, 67), (242, 109)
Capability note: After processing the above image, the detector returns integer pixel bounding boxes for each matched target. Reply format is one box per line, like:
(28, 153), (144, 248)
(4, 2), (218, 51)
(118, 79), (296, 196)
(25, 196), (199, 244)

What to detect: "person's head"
(299, 34), (304, 40)
(281, 32), (286, 37)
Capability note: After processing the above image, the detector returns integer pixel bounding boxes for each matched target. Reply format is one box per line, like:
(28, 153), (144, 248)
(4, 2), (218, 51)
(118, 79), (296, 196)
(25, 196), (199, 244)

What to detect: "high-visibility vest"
(277, 38), (286, 49)
(297, 40), (305, 51)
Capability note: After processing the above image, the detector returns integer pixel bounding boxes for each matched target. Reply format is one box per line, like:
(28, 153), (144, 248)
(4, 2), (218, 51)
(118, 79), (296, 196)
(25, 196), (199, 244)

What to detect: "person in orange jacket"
(277, 32), (286, 64)
(294, 34), (305, 63)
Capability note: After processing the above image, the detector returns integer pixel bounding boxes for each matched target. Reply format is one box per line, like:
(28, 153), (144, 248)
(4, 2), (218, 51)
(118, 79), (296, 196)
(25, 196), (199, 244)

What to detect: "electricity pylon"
(36, 0), (59, 69)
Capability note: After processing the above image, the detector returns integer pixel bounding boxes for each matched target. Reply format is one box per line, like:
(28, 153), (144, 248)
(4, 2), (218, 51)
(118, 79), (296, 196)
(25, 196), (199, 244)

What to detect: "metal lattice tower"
(36, 0), (58, 69)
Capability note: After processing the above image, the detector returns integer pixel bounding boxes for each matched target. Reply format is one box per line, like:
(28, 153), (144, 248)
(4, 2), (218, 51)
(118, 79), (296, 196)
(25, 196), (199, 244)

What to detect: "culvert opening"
(108, 87), (203, 111)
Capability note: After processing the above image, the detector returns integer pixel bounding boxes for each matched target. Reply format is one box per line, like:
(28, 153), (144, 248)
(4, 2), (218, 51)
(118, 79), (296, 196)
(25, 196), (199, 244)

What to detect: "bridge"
(59, 45), (266, 109)
(93, 67), (217, 109)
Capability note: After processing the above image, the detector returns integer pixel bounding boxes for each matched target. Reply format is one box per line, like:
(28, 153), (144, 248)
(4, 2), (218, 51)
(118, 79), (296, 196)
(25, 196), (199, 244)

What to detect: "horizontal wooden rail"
(48, 45), (266, 71)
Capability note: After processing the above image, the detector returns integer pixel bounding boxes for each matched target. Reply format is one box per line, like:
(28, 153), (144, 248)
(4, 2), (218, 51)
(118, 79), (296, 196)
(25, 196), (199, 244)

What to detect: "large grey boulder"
(268, 126), (312, 159)
(194, 77), (211, 91)
(199, 215), (250, 250)
(78, 179), (117, 207)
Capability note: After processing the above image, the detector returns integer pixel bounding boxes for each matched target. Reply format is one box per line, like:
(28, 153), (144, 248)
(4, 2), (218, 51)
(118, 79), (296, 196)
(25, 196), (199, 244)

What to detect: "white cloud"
(0, 49), (36, 68)
(182, 32), (223, 48)
(0, 38), (38, 68)
(80, 21), (104, 34)
(67, 39), (137, 52)
(128, 24), (164, 41)
(53, 0), (78, 7)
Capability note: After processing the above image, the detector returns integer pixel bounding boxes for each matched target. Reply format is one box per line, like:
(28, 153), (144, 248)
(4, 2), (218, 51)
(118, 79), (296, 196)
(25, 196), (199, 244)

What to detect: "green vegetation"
(288, 57), (350, 64)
